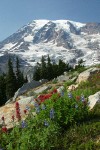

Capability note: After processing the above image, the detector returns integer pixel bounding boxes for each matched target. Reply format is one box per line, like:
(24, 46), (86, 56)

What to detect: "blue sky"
(0, 0), (100, 41)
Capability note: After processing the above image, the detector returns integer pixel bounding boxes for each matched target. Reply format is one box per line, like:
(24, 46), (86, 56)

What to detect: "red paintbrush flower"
(1, 116), (5, 121)
(76, 96), (80, 101)
(2, 126), (7, 133)
(24, 109), (27, 114)
(12, 115), (15, 121)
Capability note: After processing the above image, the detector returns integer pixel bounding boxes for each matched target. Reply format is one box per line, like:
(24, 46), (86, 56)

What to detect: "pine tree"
(46, 55), (53, 80)
(33, 63), (41, 81)
(58, 59), (66, 76)
(0, 74), (7, 106)
(52, 63), (59, 78)
(16, 57), (24, 89)
(40, 56), (47, 79)
(6, 58), (17, 100)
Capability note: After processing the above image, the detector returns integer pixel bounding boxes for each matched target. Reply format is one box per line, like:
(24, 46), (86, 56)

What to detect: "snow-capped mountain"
(0, 20), (100, 76)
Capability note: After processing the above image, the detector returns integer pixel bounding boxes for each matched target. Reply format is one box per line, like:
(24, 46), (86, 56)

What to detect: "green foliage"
(0, 90), (91, 149)
(16, 57), (25, 89)
(6, 58), (17, 100)
(0, 65), (100, 149)
(73, 59), (86, 73)
(78, 71), (100, 95)
(0, 74), (7, 106)
(59, 121), (100, 150)
(0, 57), (28, 106)
(33, 55), (71, 81)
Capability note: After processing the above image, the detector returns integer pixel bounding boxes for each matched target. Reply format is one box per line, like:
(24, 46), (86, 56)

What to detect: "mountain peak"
(0, 19), (99, 75)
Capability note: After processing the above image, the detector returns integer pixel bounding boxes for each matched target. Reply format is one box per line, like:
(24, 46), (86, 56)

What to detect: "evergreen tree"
(33, 63), (41, 81)
(0, 74), (7, 106)
(58, 59), (67, 76)
(6, 58), (17, 100)
(52, 63), (59, 78)
(40, 56), (47, 79)
(16, 57), (24, 89)
(46, 55), (53, 80)
(78, 59), (84, 67)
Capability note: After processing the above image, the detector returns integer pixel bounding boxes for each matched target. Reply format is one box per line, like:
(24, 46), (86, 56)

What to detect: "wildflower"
(24, 109), (27, 114)
(81, 94), (85, 102)
(44, 120), (49, 127)
(34, 102), (39, 108)
(2, 126), (7, 133)
(1, 116), (5, 121)
(26, 105), (30, 111)
(12, 115), (15, 121)
(36, 106), (40, 113)
(16, 109), (21, 121)
(68, 92), (73, 99)
(83, 100), (87, 106)
(21, 120), (27, 128)
(53, 89), (57, 93)
(15, 101), (21, 121)
(76, 96), (80, 101)
(50, 108), (55, 119)
(41, 104), (46, 110)
(60, 91), (64, 97)
(15, 102), (19, 109)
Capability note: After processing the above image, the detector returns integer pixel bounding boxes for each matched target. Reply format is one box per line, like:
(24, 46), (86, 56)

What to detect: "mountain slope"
(0, 20), (100, 74)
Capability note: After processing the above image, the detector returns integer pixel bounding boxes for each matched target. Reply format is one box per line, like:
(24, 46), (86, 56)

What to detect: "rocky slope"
(0, 66), (100, 129)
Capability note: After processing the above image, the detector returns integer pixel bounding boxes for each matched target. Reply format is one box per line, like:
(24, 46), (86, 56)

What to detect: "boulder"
(88, 91), (100, 109)
(76, 67), (100, 84)
(18, 96), (35, 105)
(13, 80), (43, 101)
(34, 85), (51, 94)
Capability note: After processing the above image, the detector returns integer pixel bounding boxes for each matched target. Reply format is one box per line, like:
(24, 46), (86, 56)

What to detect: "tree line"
(33, 55), (72, 81)
(0, 57), (27, 106)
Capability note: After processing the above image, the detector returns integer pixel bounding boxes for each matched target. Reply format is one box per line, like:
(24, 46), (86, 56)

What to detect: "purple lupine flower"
(81, 94), (85, 102)
(61, 91), (64, 97)
(26, 106), (30, 111)
(41, 104), (46, 110)
(36, 106), (40, 113)
(34, 102), (39, 107)
(44, 120), (49, 126)
(68, 92), (73, 99)
(50, 108), (55, 119)
(21, 120), (27, 128)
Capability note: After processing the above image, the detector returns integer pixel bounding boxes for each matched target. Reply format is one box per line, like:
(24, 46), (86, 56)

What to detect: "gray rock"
(57, 75), (69, 82)
(76, 67), (100, 83)
(88, 91), (100, 109)
(13, 80), (43, 101)
(34, 85), (51, 94)
(18, 96), (35, 105)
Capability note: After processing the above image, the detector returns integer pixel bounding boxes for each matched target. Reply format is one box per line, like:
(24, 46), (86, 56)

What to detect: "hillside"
(0, 65), (100, 149)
